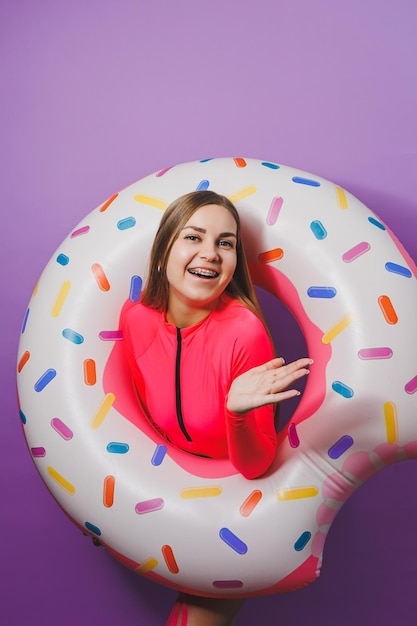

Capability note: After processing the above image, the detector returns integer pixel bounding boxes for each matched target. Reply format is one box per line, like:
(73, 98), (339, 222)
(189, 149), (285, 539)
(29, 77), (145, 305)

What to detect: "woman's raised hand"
(226, 357), (313, 414)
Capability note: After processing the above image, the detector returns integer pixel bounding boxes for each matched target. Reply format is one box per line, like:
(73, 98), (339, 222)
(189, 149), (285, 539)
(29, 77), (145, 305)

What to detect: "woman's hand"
(226, 357), (312, 414)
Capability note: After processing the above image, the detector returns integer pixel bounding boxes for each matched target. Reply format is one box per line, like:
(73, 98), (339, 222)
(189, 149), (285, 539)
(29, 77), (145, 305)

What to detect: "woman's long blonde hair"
(141, 190), (267, 327)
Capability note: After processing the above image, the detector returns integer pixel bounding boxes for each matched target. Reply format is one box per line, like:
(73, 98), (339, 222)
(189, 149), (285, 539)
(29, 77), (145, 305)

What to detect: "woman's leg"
(166, 593), (245, 626)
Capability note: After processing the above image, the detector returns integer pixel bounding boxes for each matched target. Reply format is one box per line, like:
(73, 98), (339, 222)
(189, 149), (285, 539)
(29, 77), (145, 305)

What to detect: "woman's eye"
(185, 235), (200, 241)
(219, 240), (234, 248)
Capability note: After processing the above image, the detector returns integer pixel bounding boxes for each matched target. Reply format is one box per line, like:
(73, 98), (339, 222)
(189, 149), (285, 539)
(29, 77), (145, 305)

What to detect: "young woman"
(121, 190), (312, 625)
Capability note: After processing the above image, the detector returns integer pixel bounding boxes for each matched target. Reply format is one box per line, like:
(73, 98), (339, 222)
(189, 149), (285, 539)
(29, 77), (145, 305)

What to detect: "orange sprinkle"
(103, 475), (115, 507)
(84, 359), (97, 385)
(234, 158), (247, 168)
(378, 295), (398, 324)
(258, 248), (284, 263)
(18, 351), (30, 373)
(240, 490), (262, 517)
(99, 193), (118, 212)
(162, 545), (179, 574)
(91, 263), (110, 291)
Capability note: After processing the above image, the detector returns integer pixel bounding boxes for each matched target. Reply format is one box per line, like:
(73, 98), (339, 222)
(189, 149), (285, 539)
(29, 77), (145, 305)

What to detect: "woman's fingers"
(263, 357), (313, 389)
(261, 356), (312, 373)
(227, 357), (313, 413)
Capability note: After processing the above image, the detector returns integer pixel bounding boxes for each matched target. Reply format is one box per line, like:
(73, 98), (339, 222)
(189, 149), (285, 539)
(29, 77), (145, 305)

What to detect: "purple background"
(2, 1), (417, 624)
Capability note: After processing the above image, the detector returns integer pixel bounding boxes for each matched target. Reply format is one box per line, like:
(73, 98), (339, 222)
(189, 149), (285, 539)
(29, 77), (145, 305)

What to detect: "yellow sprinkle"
(134, 194), (168, 210)
(336, 186), (348, 209)
(180, 486), (222, 499)
(90, 393), (116, 429)
(276, 486), (319, 501)
(51, 281), (71, 317)
(228, 186), (257, 204)
(32, 279), (40, 296)
(384, 401), (398, 444)
(136, 557), (158, 574)
(47, 466), (75, 495)
(322, 313), (355, 344)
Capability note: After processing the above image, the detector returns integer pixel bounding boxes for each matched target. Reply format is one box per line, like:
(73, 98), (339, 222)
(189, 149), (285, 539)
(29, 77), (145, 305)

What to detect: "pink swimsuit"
(121, 295), (277, 478)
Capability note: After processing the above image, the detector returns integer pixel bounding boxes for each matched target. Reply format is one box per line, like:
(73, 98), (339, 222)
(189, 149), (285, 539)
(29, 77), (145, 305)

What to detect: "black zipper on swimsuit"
(176, 328), (192, 442)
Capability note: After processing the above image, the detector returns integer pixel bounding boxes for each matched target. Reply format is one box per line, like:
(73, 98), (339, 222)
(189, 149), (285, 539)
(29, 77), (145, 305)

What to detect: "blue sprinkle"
(151, 444), (168, 466)
(332, 381), (354, 398)
(21, 308), (30, 334)
(307, 286), (337, 299)
(34, 369), (57, 392)
(328, 435), (354, 459)
(196, 180), (210, 191)
(292, 176), (321, 187)
(117, 217), (136, 230)
(56, 253), (70, 266)
(385, 262), (412, 278)
(261, 162), (280, 170)
(200, 158), (214, 163)
(368, 217), (386, 230)
(294, 531), (312, 551)
(106, 442), (130, 454)
(219, 528), (248, 555)
(85, 521), (101, 536)
(62, 328), (84, 344)
(19, 410), (27, 425)
(129, 275), (142, 302)
(310, 220), (327, 240)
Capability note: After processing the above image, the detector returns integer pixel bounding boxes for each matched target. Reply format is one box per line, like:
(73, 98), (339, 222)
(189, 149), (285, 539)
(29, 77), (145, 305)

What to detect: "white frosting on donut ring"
(17, 157), (417, 597)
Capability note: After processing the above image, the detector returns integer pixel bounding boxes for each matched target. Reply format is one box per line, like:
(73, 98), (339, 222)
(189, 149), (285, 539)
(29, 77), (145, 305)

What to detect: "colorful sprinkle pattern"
(16, 158), (417, 598)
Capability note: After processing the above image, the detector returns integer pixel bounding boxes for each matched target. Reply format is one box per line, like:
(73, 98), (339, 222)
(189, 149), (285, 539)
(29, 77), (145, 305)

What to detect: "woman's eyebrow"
(182, 225), (237, 238)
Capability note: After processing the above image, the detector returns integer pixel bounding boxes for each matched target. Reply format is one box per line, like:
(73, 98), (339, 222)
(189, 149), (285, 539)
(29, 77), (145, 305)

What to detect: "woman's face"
(165, 203), (238, 326)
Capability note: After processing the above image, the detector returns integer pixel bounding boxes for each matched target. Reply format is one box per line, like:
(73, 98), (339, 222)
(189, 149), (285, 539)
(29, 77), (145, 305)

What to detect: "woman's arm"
(226, 356), (312, 479)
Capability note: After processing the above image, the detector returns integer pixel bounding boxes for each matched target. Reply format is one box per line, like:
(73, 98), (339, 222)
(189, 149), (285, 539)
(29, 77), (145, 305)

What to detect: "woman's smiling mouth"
(188, 268), (219, 278)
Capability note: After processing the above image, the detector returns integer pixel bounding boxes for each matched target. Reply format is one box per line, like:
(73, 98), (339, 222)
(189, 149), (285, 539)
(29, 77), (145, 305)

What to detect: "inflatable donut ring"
(17, 158), (417, 598)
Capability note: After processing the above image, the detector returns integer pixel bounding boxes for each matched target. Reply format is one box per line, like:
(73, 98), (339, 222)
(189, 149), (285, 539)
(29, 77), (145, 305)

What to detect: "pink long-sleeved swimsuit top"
(121, 294), (277, 478)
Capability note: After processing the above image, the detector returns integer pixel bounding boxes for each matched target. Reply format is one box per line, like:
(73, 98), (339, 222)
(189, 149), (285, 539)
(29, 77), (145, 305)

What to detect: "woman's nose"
(199, 242), (219, 261)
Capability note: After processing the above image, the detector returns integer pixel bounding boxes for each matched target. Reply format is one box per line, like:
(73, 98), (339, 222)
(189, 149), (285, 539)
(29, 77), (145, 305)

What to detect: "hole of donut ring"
(255, 286), (308, 431)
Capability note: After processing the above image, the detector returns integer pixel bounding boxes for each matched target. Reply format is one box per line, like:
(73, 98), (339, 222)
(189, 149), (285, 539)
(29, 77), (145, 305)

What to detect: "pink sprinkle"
(266, 197), (283, 225)
(70, 225), (90, 238)
(31, 447), (46, 457)
(358, 347), (393, 360)
(342, 241), (370, 263)
(156, 166), (174, 177)
(51, 417), (73, 440)
(135, 498), (164, 514)
(405, 375), (417, 394)
(99, 330), (123, 341)
(288, 423), (300, 447)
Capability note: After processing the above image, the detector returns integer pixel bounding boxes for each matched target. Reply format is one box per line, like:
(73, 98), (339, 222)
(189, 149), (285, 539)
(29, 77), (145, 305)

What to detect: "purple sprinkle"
(288, 423), (300, 448)
(212, 580), (244, 589)
(328, 435), (354, 459)
(51, 418), (73, 440)
(405, 375), (417, 395)
(31, 447), (46, 458)
(135, 498), (164, 514)
(34, 368), (56, 392)
(99, 330), (123, 341)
